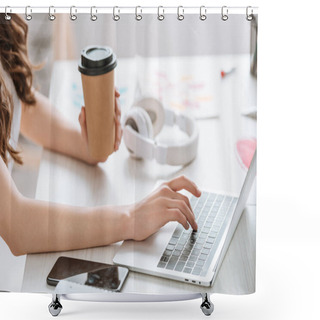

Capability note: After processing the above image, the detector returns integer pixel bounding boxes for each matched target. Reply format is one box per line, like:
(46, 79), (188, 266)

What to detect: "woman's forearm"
(9, 195), (132, 256)
(20, 91), (93, 164)
(1, 155), (132, 256)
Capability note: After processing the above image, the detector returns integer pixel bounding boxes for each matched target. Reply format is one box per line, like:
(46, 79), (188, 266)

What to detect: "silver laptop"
(113, 150), (256, 287)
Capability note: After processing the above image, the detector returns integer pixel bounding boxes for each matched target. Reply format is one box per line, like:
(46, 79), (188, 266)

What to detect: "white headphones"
(123, 97), (199, 166)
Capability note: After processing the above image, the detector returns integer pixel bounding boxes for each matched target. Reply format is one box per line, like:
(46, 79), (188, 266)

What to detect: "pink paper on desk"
(236, 138), (257, 169)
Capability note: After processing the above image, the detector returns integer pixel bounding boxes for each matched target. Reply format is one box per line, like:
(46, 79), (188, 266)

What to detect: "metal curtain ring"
(157, 6), (164, 21)
(49, 6), (56, 21)
(25, 6), (32, 21)
(90, 6), (97, 21)
(246, 6), (253, 21)
(113, 6), (120, 21)
(221, 6), (228, 21)
(135, 6), (142, 21)
(70, 6), (77, 21)
(200, 6), (207, 21)
(177, 6), (184, 21)
(5, 6), (11, 21)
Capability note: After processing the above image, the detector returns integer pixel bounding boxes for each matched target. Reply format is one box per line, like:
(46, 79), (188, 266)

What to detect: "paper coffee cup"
(78, 46), (117, 161)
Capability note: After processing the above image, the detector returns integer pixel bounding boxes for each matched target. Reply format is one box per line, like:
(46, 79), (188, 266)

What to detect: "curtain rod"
(0, 6), (259, 16)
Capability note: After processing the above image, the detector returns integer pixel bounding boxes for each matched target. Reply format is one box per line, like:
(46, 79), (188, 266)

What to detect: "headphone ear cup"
(123, 107), (154, 158)
(134, 97), (165, 137)
(124, 107), (153, 138)
(139, 108), (154, 139)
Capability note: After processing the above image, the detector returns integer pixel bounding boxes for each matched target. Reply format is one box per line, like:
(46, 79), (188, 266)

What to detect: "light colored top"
(0, 62), (22, 174)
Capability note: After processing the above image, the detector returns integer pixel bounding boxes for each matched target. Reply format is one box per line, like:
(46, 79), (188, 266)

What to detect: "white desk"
(22, 55), (256, 295)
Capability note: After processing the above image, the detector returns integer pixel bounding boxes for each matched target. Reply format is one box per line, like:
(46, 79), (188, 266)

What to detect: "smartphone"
(47, 256), (129, 292)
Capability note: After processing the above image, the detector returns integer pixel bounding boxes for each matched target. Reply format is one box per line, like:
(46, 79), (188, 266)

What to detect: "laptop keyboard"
(157, 191), (237, 277)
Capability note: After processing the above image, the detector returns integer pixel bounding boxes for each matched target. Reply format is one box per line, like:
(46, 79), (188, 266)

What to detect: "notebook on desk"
(113, 150), (256, 287)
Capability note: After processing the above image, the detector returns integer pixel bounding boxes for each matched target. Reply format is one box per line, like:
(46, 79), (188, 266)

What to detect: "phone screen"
(65, 266), (128, 291)
(47, 256), (129, 292)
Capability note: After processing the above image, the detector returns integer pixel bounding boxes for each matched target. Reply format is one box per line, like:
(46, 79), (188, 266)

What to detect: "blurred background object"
(250, 15), (258, 77)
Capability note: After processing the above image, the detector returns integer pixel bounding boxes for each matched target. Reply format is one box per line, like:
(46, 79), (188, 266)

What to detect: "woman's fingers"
(165, 198), (198, 231)
(171, 191), (193, 214)
(79, 107), (88, 144)
(114, 95), (122, 151)
(114, 97), (121, 120)
(158, 185), (193, 214)
(115, 98), (121, 118)
(114, 121), (123, 151)
(166, 175), (201, 198)
(153, 182), (195, 214)
(167, 209), (189, 230)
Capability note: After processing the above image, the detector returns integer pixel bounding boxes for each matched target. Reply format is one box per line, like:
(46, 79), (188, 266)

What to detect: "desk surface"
(22, 55), (256, 294)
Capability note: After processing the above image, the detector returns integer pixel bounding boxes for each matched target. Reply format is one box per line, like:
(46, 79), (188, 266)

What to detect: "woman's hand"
(126, 176), (201, 241)
(78, 89), (123, 164)
(114, 89), (122, 151)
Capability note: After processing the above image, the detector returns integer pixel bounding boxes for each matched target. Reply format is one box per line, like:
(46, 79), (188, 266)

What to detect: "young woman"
(0, 14), (200, 256)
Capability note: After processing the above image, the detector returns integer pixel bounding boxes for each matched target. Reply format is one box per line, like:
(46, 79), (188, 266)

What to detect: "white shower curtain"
(1, 9), (257, 296)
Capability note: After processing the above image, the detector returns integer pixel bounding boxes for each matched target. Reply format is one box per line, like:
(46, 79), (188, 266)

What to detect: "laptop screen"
(214, 149), (257, 275)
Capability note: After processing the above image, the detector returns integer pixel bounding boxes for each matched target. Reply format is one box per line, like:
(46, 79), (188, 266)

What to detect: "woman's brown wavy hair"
(0, 14), (36, 166)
